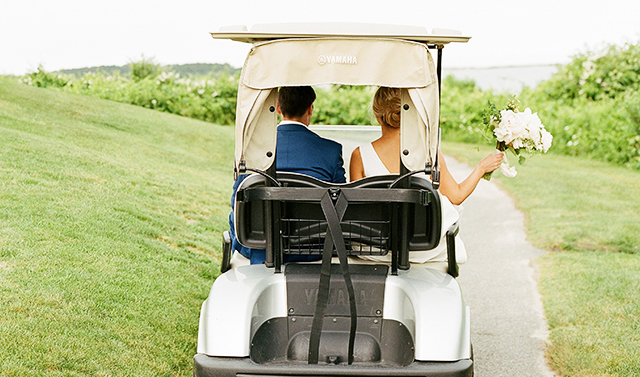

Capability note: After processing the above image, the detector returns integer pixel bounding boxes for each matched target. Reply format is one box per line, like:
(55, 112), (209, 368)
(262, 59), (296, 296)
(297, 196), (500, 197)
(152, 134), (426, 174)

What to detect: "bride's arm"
(438, 150), (503, 205)
(349, 147), (365, 181)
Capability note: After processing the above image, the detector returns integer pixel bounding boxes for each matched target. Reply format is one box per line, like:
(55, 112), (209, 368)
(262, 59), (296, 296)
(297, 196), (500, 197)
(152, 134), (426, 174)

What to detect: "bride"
(349, 87), (503, 267)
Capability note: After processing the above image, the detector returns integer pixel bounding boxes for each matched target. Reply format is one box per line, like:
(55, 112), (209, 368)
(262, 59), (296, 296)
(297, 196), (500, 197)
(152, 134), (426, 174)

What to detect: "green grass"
(2, 74), (639, 376)
(0, 77), (234, 376)
(537, 252), (640, 377)
(445, 141), (640, 376)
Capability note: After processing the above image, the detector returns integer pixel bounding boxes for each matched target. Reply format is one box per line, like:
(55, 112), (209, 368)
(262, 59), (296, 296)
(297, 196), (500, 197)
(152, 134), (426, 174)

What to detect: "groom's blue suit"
(229, 122), (346, 264)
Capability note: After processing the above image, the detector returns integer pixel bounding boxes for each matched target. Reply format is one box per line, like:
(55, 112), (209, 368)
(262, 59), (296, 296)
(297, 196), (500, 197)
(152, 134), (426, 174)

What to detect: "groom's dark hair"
(278, 86), (316, 118)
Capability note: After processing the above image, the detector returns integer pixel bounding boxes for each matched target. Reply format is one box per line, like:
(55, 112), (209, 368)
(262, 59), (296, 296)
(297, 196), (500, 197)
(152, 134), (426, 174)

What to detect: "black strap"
(307, 194), (338, 364)
(242, 186), (431, 205)
(322, 192), (357, 365)
(307, 191), (357, 365)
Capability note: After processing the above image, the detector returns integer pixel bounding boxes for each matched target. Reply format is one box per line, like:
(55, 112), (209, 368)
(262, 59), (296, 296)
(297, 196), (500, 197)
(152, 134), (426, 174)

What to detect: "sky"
(2, 0), (640, 76)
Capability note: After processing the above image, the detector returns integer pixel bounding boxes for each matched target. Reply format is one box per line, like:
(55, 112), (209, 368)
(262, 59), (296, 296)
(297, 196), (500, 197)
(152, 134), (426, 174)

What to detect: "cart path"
(446, 156), (556, 377)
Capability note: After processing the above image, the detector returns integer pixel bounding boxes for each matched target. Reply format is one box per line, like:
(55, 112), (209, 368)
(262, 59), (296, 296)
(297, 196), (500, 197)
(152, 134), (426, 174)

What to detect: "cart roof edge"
(210, 22), (471, 44)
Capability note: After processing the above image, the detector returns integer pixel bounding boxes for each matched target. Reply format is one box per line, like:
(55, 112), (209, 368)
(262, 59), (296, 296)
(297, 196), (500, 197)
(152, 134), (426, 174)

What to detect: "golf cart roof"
(214, 22), (470, 176)
(211, 22), (471, 45)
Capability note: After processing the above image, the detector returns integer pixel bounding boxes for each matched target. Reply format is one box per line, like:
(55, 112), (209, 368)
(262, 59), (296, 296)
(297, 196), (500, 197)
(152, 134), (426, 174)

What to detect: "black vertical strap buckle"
(307, 189), (357, 365)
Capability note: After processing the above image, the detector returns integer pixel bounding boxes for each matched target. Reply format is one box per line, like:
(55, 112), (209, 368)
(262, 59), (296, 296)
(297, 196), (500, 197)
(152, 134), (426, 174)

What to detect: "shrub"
(19, 66), (71, 88)
(518, 94), (640, 169)
(313, 85), (376, 126)
(129, 56), (162, 81)
(439, 76), (511, 144)
(19, 63), (239, 126)
(521, 40), (640, 169)
(16, 42), (640, 170)
(534, 41), (640, 102)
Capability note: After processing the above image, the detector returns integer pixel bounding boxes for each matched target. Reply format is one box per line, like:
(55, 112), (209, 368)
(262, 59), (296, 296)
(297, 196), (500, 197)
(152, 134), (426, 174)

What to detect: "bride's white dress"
(356, 143), (467, 266)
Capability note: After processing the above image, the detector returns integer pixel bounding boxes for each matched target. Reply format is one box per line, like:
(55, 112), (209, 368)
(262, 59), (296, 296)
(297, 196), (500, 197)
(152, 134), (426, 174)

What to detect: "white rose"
(540, 129), (553, 152)
(522, 111), (543, 144)
(520, 109), (541, 138)
(510, 112), (528, 141)
(495, 110), (518, 143)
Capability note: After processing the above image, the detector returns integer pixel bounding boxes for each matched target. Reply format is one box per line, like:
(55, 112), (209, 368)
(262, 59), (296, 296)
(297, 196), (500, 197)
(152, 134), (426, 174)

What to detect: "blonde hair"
(372, 87), (401, 129)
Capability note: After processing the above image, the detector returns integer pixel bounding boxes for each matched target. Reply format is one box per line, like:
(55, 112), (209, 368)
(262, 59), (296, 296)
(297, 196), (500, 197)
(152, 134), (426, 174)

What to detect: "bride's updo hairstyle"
(372, 87), (401, 129)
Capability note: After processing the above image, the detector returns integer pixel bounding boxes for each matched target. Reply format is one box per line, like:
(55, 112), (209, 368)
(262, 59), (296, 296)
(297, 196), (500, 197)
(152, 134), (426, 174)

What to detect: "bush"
(129, 56), (162, 81)
(534, 41), (640, 102)
(439, 76), (511, 144)
(520, 40), (640, 169)
(16, 42), (640, 170)
(20, 64), (239, 126)
(517, 93), (640, 169)
(313, 85), (376, 125)
(19, 66), (71, 88)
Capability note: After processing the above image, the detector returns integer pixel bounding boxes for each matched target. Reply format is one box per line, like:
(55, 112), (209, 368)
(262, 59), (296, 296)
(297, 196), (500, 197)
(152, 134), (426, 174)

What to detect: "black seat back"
(235, 172), (442, 269)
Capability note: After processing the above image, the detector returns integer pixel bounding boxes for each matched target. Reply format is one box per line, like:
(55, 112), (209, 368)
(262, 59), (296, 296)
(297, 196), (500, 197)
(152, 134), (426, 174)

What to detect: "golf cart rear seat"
(234, 171), (446, 273)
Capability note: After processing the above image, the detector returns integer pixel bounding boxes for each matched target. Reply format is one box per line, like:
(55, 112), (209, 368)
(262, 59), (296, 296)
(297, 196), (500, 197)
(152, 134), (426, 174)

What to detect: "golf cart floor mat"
(250, 264), (414, 366)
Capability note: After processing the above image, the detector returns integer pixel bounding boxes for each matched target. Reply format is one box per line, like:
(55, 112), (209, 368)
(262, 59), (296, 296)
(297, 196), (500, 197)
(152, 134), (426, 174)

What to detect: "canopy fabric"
(234, 37), (440, 173)
(242, 38), (434, 88)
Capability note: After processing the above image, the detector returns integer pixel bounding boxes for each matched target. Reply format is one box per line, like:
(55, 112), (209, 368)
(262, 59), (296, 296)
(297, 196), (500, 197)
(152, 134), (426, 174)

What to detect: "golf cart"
(195, 23), (473, 376)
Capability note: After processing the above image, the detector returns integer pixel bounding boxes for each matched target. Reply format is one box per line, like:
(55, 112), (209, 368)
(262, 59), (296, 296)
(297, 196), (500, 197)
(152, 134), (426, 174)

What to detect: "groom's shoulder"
(316, 133), (342, 152)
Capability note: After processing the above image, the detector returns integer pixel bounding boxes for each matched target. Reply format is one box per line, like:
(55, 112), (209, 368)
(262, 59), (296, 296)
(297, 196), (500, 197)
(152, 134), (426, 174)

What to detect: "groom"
(229, 86), (346, 265)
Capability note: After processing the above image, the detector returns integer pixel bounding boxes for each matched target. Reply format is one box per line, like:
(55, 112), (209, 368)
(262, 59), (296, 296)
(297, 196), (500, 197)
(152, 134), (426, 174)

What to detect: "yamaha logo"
(317, 55), (358, 66)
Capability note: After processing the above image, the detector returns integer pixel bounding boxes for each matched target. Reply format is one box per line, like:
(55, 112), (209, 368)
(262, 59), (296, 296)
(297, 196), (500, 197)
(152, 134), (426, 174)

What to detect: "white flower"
(484, 101), (552, 180)
(503, 110), (528, 143)
(540, 129), (553, 152)
(494, 110), (517, 143)
(521, 108), (543, 143)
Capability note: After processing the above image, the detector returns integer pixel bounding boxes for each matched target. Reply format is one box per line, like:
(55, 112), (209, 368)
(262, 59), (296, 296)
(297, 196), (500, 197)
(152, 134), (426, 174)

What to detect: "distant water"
(442, 65), (559, 94)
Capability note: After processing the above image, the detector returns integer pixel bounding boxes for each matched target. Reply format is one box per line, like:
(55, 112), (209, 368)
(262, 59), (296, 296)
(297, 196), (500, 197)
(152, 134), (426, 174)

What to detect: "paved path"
(327, 130), (555, 376)
(446, 156), (555, 377)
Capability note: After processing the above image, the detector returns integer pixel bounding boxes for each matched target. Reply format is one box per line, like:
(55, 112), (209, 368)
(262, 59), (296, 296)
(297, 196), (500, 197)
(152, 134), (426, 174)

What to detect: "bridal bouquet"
(482, 98), (553, 180)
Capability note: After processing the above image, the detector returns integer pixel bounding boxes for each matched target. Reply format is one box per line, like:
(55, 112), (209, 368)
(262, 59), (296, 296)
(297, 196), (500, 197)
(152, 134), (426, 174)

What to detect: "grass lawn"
(2, 73), (639, 376)
(0, 77), (234, 376)
(444, 142), (640, 376)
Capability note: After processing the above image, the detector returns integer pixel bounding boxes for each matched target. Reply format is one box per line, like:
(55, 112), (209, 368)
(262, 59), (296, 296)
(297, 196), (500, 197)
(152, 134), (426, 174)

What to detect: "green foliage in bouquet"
(481, 96), (553, 180)
(481, 96), (524, 160)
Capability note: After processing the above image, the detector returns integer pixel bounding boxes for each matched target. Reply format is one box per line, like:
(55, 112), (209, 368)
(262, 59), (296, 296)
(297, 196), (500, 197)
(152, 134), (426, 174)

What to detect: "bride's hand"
(478, 152), (504, 174)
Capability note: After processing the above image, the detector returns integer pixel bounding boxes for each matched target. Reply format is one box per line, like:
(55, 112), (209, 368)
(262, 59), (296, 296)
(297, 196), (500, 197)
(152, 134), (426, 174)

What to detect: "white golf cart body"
(195, 23), (473, 377)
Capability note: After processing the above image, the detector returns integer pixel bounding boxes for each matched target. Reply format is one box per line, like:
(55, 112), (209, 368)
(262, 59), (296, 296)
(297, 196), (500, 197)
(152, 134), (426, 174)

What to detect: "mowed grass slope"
(444, 142), (640, 376)
(0, 77), (234, 376)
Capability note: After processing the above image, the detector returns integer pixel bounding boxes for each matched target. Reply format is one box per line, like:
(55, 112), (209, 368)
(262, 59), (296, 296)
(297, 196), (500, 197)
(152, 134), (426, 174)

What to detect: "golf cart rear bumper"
(194, 354), (473, 377)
